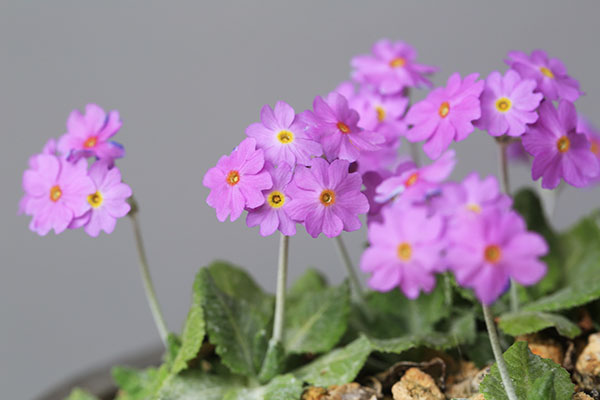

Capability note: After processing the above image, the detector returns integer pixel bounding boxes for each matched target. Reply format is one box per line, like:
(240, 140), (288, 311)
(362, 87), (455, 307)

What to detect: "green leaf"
(153, 370), (244, 400)
(258, 339), (285, 383)
(527, 371), (556, 400)
(201, 267), (273, 377)
(293, 335), (371, 387)
(284, 281), (350, 354)
(64, 388), (98, 400)
(171, 271), (206, 375)
(480, 341), (574, 400)
(112, 366), (169, 400)
(289, 268), (328, 297)
(498, 311), (581, 338)
(224, 374), (303, 400)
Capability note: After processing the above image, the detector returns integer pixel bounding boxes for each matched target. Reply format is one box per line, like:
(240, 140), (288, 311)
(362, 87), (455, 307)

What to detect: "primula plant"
(21, 40), (600, 400)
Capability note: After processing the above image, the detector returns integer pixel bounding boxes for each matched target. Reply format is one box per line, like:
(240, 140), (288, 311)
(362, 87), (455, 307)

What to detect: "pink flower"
(362, 170), (392, 225)
(19, 139), (60, 216)
(245, 101), (322, 166)
(506, 50), (582, 102)
(351, 39), (437, 94)
(577, 116), (600, 181)
(22, 154), (95, 235)
(351, 89), (409, 144)
(203, 138), (273, 222)
(446, 208), (548, 305)
(303, 92), (384, 162)
(506, 140), (530, 163)
(246, 163), (296, 237)
(375, 149), (456, 205)
(476, 70), (543, 137)
(287, 158), (369, 238)
(522, 100), (599, 189)
(405, 73), (484, 159)
(70, 162), (132, 237)
(361, 204), (445, 299)
(58, 104), (125, 162)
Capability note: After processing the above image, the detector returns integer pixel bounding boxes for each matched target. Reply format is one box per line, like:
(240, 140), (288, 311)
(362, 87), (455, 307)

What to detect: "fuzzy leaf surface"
(153, 370), (244, 400)
(498, 311), (581, 338)
(224, 374), (303, 400)
(288, 268), (328, 297)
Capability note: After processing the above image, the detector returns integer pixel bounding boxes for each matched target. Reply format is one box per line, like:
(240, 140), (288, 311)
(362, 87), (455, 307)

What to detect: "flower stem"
(334, 235), (364, 299)
(497, 138), (519, 312)
(409, 142), (421, 167)
(272, 233), (289, 344)
(128, 198), (169, 347)
(482, 304), (518, 400)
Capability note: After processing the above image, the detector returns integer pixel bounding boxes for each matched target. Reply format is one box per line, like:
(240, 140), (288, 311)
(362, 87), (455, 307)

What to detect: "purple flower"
(245, 101), (322, 166)
(506, 140), (530, 163)
(506, 50), (581, 102)
(476, 70), (543, 137)
(351, 89), (409, 144)
(405, 73), (484, 159)
(58, 104), (125, 162)
(362, 170), (392, 225)
(22, 154), (95, 235)
(246, 162), (296, 237)
(446, 208), (548, 305)
(351, 39), (437, 94)
(19, 139), (60, 216)
(578, 116), (600, 172)
(361, 204), (445, 299)
(70, 162), (132, 237)
(203, 138), (273, 222)
(287, 158), (369, 238)
(303, 93), (384, 162)
(522, 100), (599, 189)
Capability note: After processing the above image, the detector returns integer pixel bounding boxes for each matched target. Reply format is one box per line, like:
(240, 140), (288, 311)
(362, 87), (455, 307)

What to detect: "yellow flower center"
(438, 101), (450, 118)
(540, 66), (554, 79)
(320, 189), (336, 206)
(337, 122), (350, 134)
(405, 172), (419, 187)
(397, 242), (412, 261)
(87, 191), (104, 208)
(84, 136), (98, 148)
(375, 106), (386, 122)
(277, 130), (294, 144)
(495, 97), (512, 112)
(389, 57), (406, 68)
(590, 140), (599, 156)
(556, 136), (570, 153)
(226, 170), (240, 186)
(484, 244), (502, 263)
(466, 203), (482, 213)
(267, 191), (285, 208)
(49, 185), (62, 202)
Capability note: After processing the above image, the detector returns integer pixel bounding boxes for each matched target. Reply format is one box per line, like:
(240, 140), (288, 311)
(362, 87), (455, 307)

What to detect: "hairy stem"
(272, 233), (289, 343)
(334, 235), (364, 300)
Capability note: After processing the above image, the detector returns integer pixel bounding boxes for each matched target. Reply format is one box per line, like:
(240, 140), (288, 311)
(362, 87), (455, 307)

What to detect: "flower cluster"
(20, 104), (132, 236)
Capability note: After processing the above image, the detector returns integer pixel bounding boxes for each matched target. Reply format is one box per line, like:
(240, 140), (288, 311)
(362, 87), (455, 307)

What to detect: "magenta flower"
(245, 101), (322, 166)
(578, 116), (600, 173)
(70, 162), (132, 237)
(303, 92), (384, 162)
(352, 89), (409, 145)
(351, 39), (437, 95)
(58, 104), (125, 161)
(246, 162), (296, 237)
(405, 73), (484, 159)
(19, 139), (60, 216)
(506, 140), (530, 163)
(506, 50), (581, 102)
(522, 100), (599, 189)
(446, 209), (548, 305)
(476, 70), (543, 137)
(362, 170), (392, 225)
(375, 149), (456, 205)
(361, 204), (445, 299)
(22, 154), (94, 235)
(203, 138), (273, 222)
(287, 158), (369, 238)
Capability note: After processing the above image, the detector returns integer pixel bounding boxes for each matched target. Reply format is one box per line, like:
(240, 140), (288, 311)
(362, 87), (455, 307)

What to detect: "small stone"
(469, 394), (485, 400)
(391, 368), (445, 400)
(302, 386), (327, 400)
(516, 334), (564, 366)
(575, 333), (600, 391)
(445, 362), (489, 399)
(573, 392), (594, 400)
(326, 383), (378, 400)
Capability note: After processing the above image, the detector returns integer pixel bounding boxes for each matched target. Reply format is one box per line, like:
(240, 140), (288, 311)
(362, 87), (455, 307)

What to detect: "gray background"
(1, 2), (599, 399)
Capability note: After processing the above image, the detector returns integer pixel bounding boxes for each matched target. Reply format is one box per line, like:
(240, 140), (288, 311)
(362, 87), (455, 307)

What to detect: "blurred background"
(1, 2), (599, 399)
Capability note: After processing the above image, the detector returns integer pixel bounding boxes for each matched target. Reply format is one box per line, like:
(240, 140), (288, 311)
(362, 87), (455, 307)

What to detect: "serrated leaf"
(284, 281), (350, 354)
(224, 374), (303, 400)
(64, 388), (98, 400)
(498, 311), (581, 338)
(171, 271), (206, 375)
(527, 371), (555, 400)
(523, 277), (600, 313)
(112, 366), (158, 400)
(153, 370), (244, 400)
(258, 339), (285, 382)
(480, 341), (574, 400)
(293, 335), (371, 387)
(289, 268), (328, 297)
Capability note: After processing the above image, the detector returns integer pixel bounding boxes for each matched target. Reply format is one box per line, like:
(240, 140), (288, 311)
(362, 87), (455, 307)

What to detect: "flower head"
(22, 154), (95, 235)
(203, 138), (273, 222)
(361, 204), (445, 299)
(287, 158), (369, 238)
(58, 104), (125, 162)
(476, 70), (543, 137)
(351, 39), (437, 94)
(246, 162), (296, 236)
(362, 169), (392, 225)
(578, 116), (600, 167)
(522, 100), (599, 189)
(351, 89), (409, 145)
(303, 92), (384, 162)
(405, 73), (484, 159)
(19, 139), (60, 215)
(446, 208), (548, 305)
(246, 101), (322, 166)
(506, 50), (581, 102)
